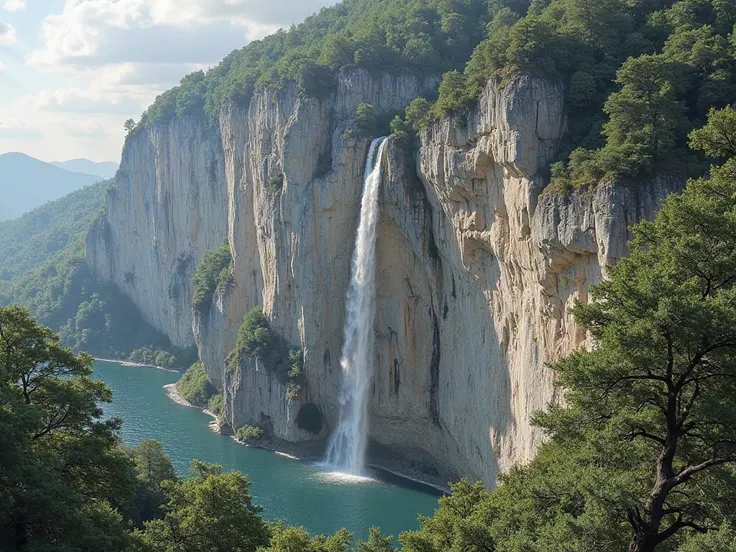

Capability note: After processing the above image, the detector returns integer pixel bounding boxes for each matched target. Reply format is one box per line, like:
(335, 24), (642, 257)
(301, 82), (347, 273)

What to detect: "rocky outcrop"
(86, 69), (681, 487)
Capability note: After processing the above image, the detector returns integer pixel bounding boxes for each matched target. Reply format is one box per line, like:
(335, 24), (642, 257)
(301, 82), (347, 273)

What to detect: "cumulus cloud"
(64, 118), (109, 138)
(21, 63), (170, 115)
(28, 0), (334, 68)
(0, 19), (16, 44)
(0, 119), (42, 139)
(30, 87), (148, 114)
(3, 0), (26, 12)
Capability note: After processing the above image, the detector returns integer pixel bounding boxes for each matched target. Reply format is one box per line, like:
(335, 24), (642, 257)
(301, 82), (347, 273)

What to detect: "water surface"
(93, 360), (439, 540)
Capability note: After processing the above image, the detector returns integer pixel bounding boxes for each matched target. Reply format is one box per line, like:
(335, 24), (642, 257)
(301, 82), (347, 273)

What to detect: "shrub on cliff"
(236, 425), (264, 444)
(176, 362), (216, 408)
(233, 308), (304, 394)
(191, 240), (232, 313)
(208, 394), (224, 417)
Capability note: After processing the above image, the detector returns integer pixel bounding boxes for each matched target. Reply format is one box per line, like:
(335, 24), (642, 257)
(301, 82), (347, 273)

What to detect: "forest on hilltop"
(135, 0), (735, 191)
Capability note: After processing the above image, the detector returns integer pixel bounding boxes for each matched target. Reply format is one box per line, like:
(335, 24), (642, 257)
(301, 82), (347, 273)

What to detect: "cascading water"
(325, 137), (388, 474)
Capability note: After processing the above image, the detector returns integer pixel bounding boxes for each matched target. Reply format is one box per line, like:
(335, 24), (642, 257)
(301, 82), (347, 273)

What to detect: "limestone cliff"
(86, 69), (680, 486)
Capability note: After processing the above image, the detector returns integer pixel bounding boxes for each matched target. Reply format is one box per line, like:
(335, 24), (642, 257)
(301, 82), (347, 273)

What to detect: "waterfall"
(325, 137), (388, 474)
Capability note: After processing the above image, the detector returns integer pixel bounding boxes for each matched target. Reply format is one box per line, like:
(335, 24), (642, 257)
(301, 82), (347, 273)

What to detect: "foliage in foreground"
(0, 305), (399, 552)
(0, 306), (138, 551)
(138, 461), (271, 552)
(176, 362), (217, 407)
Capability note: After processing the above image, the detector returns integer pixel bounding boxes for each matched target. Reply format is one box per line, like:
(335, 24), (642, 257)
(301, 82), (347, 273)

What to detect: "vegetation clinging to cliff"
(233, 307), (304, 396)
(434, 0), (736, 188)
(176, 362), (216, 408)
(192, 240), (233, 313)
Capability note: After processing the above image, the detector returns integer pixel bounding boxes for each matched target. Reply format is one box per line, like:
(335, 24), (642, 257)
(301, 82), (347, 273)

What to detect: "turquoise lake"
(92, 360), (440, 541)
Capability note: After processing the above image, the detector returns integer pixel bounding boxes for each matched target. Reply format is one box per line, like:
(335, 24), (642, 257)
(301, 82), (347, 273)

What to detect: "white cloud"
(31, 88), (145, 114)
(3, 0), (26, 12)
(64, 118), (109, 138)
(27, 0), (332, 68)
(0, 19), (16, 44)
(0, 119), (42, 139)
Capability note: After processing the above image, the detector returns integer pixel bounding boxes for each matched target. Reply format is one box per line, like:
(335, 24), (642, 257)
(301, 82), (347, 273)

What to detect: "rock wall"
(86, 69), (681, 486)
(86, 117), (228, 349)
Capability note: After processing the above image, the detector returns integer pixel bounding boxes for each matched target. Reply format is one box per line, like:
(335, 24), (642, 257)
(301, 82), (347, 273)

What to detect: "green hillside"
(0, 181), (108, 283)
(135, 0), (735, 194)
(0, 184), (194, 367)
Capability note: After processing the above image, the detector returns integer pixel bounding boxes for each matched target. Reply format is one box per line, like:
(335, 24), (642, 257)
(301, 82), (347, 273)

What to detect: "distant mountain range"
(52, 158), (119, 180)
(0, 153), (117, 221)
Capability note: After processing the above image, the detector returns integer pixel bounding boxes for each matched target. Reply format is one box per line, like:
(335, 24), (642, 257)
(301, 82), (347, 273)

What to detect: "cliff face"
(86, 117), (228, 349)
(86, 70), (680, 486)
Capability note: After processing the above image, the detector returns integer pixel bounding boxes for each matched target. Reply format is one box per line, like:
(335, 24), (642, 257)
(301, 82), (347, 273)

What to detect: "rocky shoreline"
(163, 383), (219, 432)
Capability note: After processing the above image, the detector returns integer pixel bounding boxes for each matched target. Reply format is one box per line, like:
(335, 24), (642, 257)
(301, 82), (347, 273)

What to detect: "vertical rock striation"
(86, 70), (682, 486)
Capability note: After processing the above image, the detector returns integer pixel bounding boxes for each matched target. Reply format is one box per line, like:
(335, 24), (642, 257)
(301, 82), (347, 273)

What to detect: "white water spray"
(325, 137), (387, 474)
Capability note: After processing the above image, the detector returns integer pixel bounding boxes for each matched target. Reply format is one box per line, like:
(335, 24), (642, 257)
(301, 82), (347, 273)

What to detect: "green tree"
(535, 107), (736, 551)
(405, 97), (433, 131)
(192, 240), (232, 313)
(132, 440), (176, 490)
(259, 524), (352, 552)
(601, 54), (687, 176)
(400, 480), (495, 552)
(176, 361), (216, 407)
(122, 440), (177, 528)
(689, 105), (736, 159)
(0, 306), (137, 551)
(124, 119), (136, 134)
(356, 527), (395, 552)
(356, 103), (379, 136)
(140, 461), (270, 552)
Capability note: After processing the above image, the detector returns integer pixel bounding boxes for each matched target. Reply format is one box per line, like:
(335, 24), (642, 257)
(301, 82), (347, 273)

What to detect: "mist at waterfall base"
(325, 137), (387, 475)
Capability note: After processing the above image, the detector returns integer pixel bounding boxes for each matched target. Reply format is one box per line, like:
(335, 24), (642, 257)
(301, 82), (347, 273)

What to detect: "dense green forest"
(134, 0), (736, 194)
(0, 184), (194, 367)
(0, 182), (107, 282)
(135, 0), (499, 127)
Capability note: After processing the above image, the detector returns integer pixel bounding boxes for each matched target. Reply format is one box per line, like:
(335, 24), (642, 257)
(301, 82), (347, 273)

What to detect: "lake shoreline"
(94, 359), (439, 538)
(95, 357), (180, 373)
(104, 358), (447, 494)
(163, 383), (219, 429)
(161, 381), (448, 493)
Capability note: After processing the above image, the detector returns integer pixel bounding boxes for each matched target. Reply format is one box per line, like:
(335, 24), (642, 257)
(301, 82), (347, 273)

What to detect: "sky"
(0, 0), (336, 163)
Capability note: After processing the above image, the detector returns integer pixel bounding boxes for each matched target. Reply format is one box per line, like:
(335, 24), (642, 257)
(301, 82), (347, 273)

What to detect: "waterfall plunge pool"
(92, 360), (440, 542)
